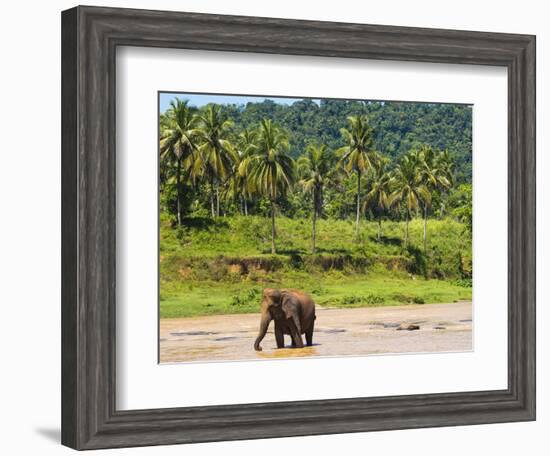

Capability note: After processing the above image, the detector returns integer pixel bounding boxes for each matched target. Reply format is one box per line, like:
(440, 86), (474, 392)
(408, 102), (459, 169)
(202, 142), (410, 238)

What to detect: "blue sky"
(159, 92), (320, 113)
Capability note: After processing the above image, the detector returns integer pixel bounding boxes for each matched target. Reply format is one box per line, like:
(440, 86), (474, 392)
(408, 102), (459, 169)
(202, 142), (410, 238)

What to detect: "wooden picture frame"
(61, 5), (536, 450)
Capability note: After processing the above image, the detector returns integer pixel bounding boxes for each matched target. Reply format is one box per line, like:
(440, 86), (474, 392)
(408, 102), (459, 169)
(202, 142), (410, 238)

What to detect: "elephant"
(254, 288), (316, 351)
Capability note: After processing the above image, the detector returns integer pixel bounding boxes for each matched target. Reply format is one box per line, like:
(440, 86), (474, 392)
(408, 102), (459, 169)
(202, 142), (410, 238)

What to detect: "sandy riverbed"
(159, 301), (472, 363)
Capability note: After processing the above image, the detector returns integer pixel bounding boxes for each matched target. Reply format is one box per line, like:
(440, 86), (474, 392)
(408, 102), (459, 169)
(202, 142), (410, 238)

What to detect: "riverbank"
(159, 300), (472, 363)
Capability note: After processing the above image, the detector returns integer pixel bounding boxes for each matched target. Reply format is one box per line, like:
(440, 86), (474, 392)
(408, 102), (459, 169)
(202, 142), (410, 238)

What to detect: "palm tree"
(363, 153), (392, 242)
(235, 129), (258, 216)
(239, 119), (294, 254)
(417, 146), (453, 252)
(390, 151), (431, 247)
(197, 105), (236, 217)
(159, 98), (201, 226)
(297, 143), (335, 253)
(337, 115), (376, 237)
(432, 149), (454, 216)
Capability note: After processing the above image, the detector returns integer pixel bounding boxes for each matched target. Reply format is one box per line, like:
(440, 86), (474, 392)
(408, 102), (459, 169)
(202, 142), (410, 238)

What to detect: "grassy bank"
(162, 215), (470, 260)
(160, 275), (471, 318)
(160, 215), (472, 318)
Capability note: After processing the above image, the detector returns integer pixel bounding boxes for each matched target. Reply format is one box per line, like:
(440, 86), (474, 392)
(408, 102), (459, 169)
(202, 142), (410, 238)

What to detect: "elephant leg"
(290, 316), (304, 348)
(305, 320), (314, 346)
(274, 322), (285, 349)
(290, 329), (304, 348)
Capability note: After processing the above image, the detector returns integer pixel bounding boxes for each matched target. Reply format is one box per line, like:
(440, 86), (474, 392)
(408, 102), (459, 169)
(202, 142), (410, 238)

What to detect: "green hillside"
(160, 215), (472, 318)
(201, 99), (472, 183)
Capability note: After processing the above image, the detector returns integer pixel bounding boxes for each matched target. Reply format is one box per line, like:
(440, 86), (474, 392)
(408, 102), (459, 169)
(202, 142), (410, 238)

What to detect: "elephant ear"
(281, 293), (298, 318)
(264, 288), (282, 307)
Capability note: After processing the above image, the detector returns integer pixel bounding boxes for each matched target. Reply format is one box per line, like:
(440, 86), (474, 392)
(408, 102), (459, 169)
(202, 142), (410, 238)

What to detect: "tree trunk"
(439, 200), (446, 220)
(175, 158), (182, 226)
(312, 189), (317, 254)
(423, 205), (428, 252)
(271, 199), (276, 254)
(355, 170), (361, 237)
(210, 180), (215, 218)
(377, 213), (382, 242)
(215, 183), (220, 217)
(244, 199), (248, 216)
(405, 212), (410, 247)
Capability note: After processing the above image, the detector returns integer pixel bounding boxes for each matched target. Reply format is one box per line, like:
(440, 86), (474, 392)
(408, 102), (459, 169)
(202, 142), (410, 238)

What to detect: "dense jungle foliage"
(215, 99), (472, 184)
(158, 96), (472, 317)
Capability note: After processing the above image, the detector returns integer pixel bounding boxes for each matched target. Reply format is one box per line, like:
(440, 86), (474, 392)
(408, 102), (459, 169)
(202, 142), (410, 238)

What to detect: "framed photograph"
(61, 5), (535, 450)
(156, 91), (475, 364)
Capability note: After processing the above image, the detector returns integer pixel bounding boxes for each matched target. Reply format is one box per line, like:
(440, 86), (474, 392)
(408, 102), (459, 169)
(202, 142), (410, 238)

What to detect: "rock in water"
(396, 323), (420, 331)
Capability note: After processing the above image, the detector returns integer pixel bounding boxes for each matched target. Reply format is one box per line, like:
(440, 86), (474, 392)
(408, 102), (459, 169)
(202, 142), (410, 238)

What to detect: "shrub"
(230, 288), (261, 307)
(392, 293), (412, 303)
(365, 293), (385, 305)
(309, 285), (327, 295)
(451, 278), (473, 288)
(391, 293), (424, 304)
(338, 293), (385, 306)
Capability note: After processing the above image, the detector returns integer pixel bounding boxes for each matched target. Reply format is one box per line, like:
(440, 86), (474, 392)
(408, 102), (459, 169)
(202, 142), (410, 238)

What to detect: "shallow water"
(159, 301), (472, 363)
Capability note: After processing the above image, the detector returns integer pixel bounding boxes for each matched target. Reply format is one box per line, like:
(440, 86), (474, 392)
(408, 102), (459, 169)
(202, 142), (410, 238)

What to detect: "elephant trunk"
(254, 312), (272, 351)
